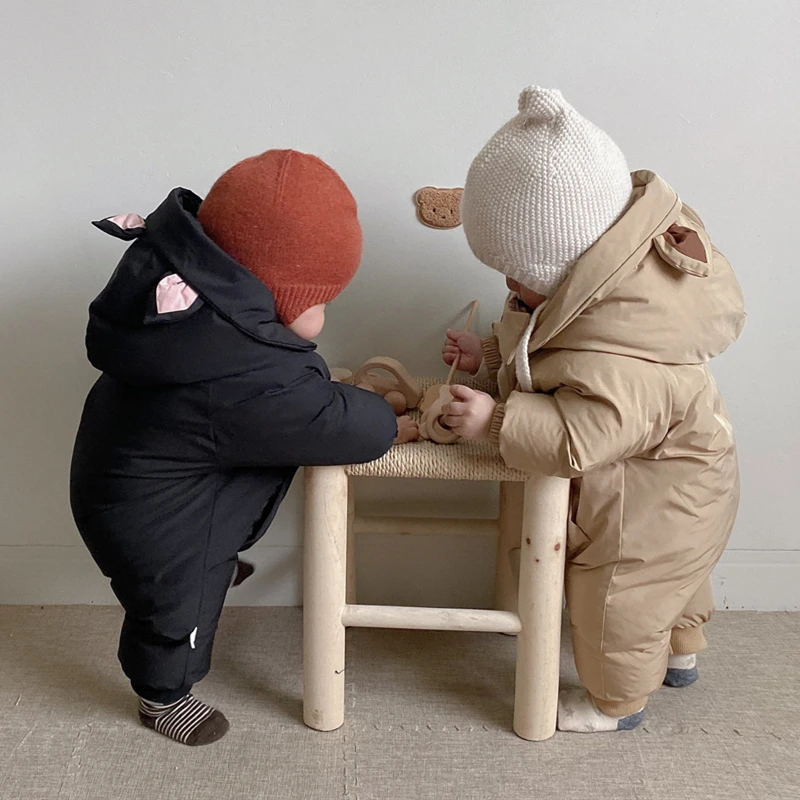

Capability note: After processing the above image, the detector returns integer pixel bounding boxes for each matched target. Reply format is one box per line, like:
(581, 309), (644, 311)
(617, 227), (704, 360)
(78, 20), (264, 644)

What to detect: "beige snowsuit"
(484, 171), (745, 716)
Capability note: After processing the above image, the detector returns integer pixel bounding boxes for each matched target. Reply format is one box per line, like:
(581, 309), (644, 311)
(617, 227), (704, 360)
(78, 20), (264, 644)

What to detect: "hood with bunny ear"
(518, 171), (745, 366)
(461, 85), (632, 297)
(86, 188), (315, 385)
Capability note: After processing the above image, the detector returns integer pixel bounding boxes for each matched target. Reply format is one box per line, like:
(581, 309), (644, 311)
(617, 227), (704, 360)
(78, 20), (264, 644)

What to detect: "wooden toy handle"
(446, 300), (479, 386)
(352, 357), (423, 408)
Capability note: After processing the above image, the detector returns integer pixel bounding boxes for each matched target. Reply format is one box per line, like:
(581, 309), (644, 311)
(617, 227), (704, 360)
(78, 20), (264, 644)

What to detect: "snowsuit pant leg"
(670, 578), (714, 655)
(565, 459), (736, 718)
(108, 471), (290, 703)
(115, 539), (238, 705)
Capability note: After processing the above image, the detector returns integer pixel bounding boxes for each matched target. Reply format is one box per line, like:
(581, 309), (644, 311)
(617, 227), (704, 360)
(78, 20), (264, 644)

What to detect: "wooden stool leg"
(303, 466), (348, 732)
(513, 475), (570, 741)
(346, 479), (357, 604)
(494, 481), (524, 615)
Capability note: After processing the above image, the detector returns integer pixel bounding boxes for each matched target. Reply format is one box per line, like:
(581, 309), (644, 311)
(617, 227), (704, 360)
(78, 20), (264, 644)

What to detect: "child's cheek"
(287, 305), (326, 340)
(519, 286), (547, 310)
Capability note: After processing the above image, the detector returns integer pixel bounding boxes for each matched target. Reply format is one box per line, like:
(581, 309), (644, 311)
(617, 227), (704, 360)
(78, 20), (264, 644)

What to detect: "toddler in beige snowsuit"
(442, 86), (745, 732)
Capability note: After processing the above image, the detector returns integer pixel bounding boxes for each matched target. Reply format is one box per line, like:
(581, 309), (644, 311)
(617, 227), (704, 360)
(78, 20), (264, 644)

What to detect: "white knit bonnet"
(460, 86), (633, 391)
(461, 85), (632, 298)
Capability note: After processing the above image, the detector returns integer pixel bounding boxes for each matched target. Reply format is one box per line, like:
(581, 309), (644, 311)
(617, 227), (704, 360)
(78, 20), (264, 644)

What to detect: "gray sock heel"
(663, 666), (699, 687)
(616, 709), (645, 730)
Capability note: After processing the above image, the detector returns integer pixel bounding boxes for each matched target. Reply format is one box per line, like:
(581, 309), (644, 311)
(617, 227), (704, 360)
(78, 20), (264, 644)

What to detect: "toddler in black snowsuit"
(71, 150), (417, 745)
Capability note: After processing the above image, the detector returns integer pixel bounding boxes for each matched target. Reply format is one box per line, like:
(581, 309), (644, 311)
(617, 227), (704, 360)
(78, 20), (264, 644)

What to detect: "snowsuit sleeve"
(211, 368), (398, 469)
(493, 353), (675, 478)
(479, 335), (503, 381)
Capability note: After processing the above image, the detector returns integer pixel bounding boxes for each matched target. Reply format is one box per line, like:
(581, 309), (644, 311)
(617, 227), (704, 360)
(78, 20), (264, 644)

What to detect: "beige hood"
(524, 171), (746, 365)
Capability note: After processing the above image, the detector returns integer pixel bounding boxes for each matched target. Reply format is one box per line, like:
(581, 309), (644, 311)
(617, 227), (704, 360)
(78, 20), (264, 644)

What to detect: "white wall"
(1, 0), (798, 610)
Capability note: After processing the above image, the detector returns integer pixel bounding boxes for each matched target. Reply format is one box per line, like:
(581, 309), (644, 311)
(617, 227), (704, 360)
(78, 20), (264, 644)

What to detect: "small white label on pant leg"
(189, 627), (197, 649)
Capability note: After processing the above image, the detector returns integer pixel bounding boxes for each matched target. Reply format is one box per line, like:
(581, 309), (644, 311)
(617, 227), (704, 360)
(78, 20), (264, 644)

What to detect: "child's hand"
(442, 385), (496, 440)
(394, 415), (420, 445)
(442, 330), (483, 376)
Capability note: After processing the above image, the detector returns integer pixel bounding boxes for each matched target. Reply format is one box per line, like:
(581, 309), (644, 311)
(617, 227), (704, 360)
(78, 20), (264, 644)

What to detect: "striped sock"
(138, 694), (229, 746)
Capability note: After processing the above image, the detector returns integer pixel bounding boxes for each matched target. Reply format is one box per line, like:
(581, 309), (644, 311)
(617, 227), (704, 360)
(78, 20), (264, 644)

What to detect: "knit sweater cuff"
(488, 403), (506, 446)
(482, 336), (503, 376)
(670, 625), (708, 655)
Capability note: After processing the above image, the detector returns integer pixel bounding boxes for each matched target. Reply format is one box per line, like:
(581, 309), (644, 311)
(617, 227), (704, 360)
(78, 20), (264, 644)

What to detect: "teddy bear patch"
(414, 187), (463, 229)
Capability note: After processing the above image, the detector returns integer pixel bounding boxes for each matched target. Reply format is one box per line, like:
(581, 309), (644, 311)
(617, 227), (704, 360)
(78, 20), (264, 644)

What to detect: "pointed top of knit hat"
(461, 86), (633, 297)
(517, 86), (566, 122)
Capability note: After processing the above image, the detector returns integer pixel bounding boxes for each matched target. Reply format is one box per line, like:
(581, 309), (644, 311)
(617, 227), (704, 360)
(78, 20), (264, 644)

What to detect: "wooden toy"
(419, 300), (479, 443)
(418, 384), (460, 444)
(330, 367), (354, 384)
(350, 357), (423, 415)
(383, 390), (408, 415)
(354, 374), (397, 396)
(329, 301), (479, 437)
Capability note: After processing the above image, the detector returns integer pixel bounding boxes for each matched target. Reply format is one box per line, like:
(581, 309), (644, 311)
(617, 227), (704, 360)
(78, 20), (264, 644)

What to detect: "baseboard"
(0, 545), (797, 611)
(710, 549), (800, 611)
(0, 544), (302, 606)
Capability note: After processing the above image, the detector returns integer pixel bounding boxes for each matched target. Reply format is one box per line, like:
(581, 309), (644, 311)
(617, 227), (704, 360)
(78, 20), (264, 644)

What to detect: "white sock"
(668, 653), (697, 670)
(663, 652), (699, 688)
(557, 688), (645, 733)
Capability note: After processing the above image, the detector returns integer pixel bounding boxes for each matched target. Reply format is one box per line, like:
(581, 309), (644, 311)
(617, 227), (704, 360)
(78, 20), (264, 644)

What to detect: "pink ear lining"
(108, 213), (146, 230)
(156, 274), (199, 314)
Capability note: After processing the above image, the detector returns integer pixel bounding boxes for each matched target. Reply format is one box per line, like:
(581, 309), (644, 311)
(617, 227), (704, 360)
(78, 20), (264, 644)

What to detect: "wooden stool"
(303, 379), (570, 741)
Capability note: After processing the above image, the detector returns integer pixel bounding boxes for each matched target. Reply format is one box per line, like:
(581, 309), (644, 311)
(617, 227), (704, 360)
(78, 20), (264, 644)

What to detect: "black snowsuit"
(70, 189), (397, 702)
